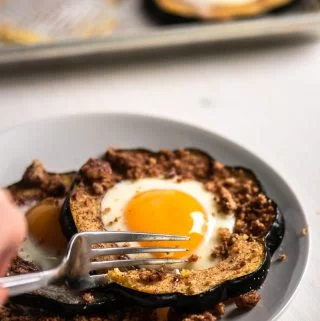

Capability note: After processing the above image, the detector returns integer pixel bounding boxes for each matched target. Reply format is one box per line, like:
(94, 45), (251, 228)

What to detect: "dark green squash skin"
(58, 148), (285, 313)
(60, 178), (79, 239)
(11, 288), (122, 317)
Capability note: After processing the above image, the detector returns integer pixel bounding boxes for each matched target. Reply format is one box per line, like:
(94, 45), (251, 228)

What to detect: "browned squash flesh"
(108, 235), (264, 295)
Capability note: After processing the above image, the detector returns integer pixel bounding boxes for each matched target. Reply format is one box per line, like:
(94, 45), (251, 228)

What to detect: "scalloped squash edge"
(107, 235), (265, 295)
(154, 0), (294, 20)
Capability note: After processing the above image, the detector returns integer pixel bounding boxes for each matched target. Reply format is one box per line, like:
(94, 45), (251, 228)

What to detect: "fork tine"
(90, 258), (187, 271)
(80, 231), (189, 244)
(90, 246), (188, 257)
(90, 274), (111, 286)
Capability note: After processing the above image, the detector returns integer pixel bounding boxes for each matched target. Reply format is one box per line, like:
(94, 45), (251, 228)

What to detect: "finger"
(0, 189), (27, 246)
(0, 288), (8, 307)
(0, 189), (13, 203)
(0, 248), (12, 276)
(0, 190), (27, 276)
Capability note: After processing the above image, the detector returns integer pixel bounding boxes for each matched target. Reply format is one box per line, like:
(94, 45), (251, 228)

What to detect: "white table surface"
(0, 35), (319, 320)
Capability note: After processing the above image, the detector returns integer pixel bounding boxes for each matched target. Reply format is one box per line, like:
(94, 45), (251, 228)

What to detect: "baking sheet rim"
(0, 12), (319, 64)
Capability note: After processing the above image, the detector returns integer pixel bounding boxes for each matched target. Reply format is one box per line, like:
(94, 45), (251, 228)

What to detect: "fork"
(0, 231), (189, 297)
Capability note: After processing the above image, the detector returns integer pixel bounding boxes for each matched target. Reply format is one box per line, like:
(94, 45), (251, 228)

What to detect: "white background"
(0, 35), (319, 320)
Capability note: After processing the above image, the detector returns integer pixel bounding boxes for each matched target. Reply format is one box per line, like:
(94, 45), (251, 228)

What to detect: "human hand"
(0, 190), (26, 306)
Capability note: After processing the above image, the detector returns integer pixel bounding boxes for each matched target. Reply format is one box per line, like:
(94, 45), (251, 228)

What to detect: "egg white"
(18, 201), (64, 270)
(101, 178), (235, 269)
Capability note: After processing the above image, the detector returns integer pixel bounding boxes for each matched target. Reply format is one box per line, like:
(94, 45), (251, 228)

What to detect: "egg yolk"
(124, 189), (207, 258)
(27, 198), (68, 256)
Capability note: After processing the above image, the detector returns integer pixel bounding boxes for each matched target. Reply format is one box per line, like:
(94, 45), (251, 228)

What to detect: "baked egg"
(101, 177), (235, 269)
(18, 199), (68, 269)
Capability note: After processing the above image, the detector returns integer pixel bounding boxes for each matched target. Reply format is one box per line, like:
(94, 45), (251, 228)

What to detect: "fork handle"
(0, 268), (60, 297)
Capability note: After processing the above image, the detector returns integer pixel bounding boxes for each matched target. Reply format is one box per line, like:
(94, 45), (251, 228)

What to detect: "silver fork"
(0, 231), (189, 297)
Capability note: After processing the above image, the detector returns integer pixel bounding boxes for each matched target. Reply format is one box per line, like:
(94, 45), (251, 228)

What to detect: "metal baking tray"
(0, 0), (319, 65)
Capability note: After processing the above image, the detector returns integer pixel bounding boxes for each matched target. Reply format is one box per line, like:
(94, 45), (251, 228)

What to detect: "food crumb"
(181, 269), (192, 278)
(217, 227), (231, 242)
(278, 254), (287, 262)
(181, 311), (217, 321)
(82, 292), (94, 304)
(235, 290), (261, 309)
(301, 227), (308, 236)
(102, 207), (111, 215)
(215, 302), (225, 315)
(187, 254), (199, 263)
(139, 268), (167, 283)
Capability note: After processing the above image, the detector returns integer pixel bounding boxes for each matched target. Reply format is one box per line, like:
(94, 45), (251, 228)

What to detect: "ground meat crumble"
(79, 148), (276, 240)
(82, 292), (94, 305)
(278, 254), (287, 262)
(81, 159), (114, 195)
(210, 228), (232, 259)
(8, 160), (74, 205)
(23, 161), (67, 196)
(7, 256), (40, 276)
(187, 254), (199, 263)
(235, 290), (261, 308)
(138, 267), (167, 283)
(105, 148), (211, 183)
(214, 303), (225, 316)
(301, 227), (308, 236)
(181, 312), (217, 321)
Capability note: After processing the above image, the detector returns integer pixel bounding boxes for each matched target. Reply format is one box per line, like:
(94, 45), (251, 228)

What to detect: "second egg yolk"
(27, 198), (68, 256)
(124, 189), (207, 258)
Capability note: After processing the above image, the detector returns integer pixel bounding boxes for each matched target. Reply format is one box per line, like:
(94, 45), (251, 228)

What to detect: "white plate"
(0, 113), (309, 320)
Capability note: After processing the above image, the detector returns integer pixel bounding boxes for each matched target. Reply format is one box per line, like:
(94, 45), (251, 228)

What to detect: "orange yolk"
(124, 189), (207, 258)
(27, 198), (68, 256)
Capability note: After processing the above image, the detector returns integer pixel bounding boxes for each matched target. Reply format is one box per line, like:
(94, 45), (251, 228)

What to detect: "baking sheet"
(0, 0), (319, 64)
(0, 1), (155, 45)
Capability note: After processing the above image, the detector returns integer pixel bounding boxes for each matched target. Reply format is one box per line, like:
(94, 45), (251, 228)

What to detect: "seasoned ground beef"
(278, 254), (287, 262)
(235, 290), (261, 308)
(7, 256), (40, 276)
(8, 161), (75, 205)
(214, 302), (225, 316)
(187, 254), (199, 263)
(138, 267), (167, 283)
(76, 148), (276, 240)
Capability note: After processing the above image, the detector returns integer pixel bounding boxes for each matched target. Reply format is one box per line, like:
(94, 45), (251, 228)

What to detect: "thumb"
(0, 288), (8, 307)
(0, 189), (26, 306)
